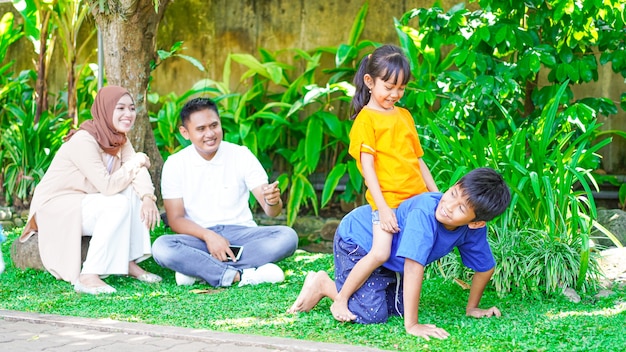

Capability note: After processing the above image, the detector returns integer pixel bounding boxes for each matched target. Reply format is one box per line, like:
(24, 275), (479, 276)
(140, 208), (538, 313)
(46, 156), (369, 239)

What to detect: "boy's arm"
(465, 268), (501, 318)
(403, 258), (450, 340)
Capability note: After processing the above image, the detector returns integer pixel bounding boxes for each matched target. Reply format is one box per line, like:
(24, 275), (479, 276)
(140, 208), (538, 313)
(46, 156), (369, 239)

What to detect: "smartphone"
(227, 245), (243, 261)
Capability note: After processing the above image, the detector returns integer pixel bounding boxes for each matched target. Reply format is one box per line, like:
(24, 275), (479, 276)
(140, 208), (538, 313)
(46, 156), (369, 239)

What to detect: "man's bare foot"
(330, 299), (357, 322)
(287, 271), (335, 313)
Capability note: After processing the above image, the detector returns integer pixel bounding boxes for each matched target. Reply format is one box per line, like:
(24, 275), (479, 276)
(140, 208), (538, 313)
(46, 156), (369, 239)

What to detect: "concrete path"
(0, 310), (387, 352)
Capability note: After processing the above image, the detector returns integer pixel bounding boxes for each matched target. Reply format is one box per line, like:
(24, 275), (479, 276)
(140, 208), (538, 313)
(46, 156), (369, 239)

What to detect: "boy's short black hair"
(180, 97), (219, 127)
(456, 167), (511, 222)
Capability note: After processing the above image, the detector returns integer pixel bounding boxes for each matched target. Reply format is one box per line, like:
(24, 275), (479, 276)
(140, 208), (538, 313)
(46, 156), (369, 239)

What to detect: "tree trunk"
(89, 0), (172, 199)
(67, 54), (77, 126)
(35, 12), (51, 124)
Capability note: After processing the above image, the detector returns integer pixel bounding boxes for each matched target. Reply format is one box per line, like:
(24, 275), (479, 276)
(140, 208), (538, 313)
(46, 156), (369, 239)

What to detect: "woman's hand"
(134, 152), (151, 169)
(140, 195), (160, 230)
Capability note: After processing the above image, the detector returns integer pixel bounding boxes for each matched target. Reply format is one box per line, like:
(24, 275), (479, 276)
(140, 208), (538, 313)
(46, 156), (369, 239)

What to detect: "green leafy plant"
(1, 86), (72, 206)
(421, 82), (610, 295)
(395, 1), (625, 131)
(0, 12), (23, 82)
(391, 1), (626, 296)
(47, 0), (96, 124)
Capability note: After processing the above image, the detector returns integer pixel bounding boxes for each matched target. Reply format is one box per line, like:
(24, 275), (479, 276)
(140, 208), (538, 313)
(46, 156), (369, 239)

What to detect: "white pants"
(80, 187), (151, 276)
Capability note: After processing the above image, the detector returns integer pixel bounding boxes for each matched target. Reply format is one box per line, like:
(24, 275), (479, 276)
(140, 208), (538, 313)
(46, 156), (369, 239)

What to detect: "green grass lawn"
(1, 229), (625, 351)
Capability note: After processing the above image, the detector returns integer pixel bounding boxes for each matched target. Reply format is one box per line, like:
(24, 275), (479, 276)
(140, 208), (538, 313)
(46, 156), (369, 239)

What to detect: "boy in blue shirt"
(287, 167), (511, 340)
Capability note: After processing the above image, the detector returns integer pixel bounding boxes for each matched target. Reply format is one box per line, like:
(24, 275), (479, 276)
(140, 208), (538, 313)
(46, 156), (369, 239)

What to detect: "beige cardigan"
(20, 130), (155, 283)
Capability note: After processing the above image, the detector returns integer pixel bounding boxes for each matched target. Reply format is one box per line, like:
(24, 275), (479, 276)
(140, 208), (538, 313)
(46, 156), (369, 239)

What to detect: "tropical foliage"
(396, 1), (626, 294)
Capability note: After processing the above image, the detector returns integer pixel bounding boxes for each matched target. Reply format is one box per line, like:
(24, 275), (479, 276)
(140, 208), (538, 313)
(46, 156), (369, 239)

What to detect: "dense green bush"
(396, 2), (626, 294)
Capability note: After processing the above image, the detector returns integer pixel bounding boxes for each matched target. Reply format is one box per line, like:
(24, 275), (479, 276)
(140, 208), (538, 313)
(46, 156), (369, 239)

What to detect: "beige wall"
(1, 0), (624, 173)
(152, 0), (446, 95)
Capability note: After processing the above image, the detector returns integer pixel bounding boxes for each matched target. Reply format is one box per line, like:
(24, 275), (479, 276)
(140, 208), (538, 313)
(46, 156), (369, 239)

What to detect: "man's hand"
(262, 181), (281, 206)
(466, 306), (501, 318)
(203, 231), (235, 262)
(405, 323), (450, 340)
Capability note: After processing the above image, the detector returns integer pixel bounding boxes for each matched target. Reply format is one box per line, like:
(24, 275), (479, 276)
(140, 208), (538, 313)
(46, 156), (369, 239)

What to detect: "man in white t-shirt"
(152, 97), (298, 287)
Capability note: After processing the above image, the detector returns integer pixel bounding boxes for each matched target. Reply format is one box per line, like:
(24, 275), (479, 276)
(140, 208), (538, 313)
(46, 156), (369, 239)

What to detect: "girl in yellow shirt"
(333, 44), (439, 322)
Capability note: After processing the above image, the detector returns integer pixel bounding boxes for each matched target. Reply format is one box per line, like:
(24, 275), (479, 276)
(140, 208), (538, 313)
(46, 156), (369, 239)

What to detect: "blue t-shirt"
(336, 193), (495, 273)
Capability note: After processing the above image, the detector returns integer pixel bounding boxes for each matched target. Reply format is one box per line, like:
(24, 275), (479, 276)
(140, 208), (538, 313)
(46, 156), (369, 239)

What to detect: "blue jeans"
(152, 225), (298, 287)
(334, 234), (404, 324)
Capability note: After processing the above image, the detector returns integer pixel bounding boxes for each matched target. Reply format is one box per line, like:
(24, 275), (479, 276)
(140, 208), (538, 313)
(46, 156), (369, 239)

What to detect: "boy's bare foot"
(330, 299), (357, 322)
(287, 271), (335, 313)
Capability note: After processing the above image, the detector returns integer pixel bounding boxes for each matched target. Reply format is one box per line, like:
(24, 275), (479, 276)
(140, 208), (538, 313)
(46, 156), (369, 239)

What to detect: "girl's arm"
(361, 152), (399, 233)
(418, 158), (439, 192)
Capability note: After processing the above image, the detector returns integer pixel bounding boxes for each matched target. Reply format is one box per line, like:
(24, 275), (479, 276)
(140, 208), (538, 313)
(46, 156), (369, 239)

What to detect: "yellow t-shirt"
(348, 106), (428, 209)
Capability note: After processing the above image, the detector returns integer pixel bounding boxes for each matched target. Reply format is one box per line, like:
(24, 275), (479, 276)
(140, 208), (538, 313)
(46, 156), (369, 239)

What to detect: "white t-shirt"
(161, 141), (268, 228)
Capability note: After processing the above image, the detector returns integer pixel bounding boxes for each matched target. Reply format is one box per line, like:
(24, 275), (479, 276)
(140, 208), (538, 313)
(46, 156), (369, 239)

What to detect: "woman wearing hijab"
(20, 85), (162, 294)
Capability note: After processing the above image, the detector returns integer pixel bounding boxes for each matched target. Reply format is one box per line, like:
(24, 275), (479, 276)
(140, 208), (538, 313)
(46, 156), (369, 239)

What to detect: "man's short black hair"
(456, 167), (511, 222)
(180, 97), (219, 127)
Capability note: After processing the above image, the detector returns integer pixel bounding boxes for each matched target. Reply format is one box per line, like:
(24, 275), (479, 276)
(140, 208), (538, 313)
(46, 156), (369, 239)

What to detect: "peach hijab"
(66, 85), (133, 156)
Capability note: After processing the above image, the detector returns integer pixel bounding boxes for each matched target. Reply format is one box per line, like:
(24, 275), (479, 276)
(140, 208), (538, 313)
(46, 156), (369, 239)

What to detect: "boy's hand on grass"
(466, 306), (501, 318)
(405, 323), (450, 340)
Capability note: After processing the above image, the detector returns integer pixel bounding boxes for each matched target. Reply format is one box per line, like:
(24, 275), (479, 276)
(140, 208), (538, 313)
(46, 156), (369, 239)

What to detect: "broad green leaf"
(348, 1), (368, 46)
(321, 163), (348, 208)
(304, 117), (323, 173)
(336, 44), (356, 67)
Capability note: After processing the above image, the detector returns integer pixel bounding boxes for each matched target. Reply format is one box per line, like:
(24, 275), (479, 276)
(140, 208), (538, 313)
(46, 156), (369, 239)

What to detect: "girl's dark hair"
(180, 97), (219, 127)
(351, 44), (411, 119)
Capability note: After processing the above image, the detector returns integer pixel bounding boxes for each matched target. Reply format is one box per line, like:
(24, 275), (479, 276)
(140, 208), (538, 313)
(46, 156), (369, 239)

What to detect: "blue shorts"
(371, 208), (397, 225)
(333, 234), (404, 324)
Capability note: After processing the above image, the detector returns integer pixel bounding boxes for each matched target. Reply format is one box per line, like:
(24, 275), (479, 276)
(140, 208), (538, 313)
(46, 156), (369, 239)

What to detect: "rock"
(340, 199), (360, 213)
(292, 216), (325, 238)
(594, 289), (614, 298)
(593, 209), (626, 248)
(597, 247), (626, 288)
(562, 287), (581, 303)
(0, 221), (13, 230)
(10, 233), (91, 271)
(12, 218), (24, 227)
(320, 220), (340, 241)
(300, 241), (333, 254)
(0, 207), (12, 221)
